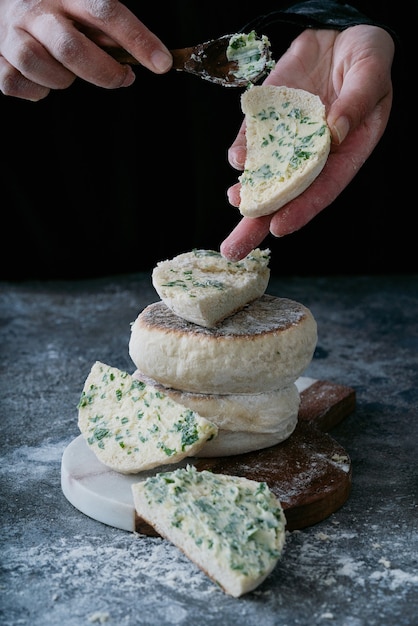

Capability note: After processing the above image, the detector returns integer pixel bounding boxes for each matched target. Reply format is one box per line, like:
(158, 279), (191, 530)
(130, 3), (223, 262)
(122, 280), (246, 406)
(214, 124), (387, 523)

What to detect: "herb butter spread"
(131, 464), (286, 597)
(239, 85), (331, 218)
(77, 362), (218, 474)
(152, 248), (270, 328)
(226, 31), (275, 85)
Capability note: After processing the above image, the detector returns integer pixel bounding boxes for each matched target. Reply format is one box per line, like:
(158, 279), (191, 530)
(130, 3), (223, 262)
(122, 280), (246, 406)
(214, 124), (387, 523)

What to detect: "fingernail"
(228, 148), (245, 171)
(122, 67), (136, 87)
(151, 50), (173, 73)
(332, 116), (350, 145)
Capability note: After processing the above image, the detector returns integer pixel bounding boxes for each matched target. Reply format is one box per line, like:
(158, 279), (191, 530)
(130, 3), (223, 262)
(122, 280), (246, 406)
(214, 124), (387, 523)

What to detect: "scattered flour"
(1, 439), (417, 625)
(88, 612), (110, 624)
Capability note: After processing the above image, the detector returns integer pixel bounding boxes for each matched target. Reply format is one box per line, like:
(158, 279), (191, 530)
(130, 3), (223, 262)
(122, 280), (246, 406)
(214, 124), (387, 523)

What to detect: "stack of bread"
(129, 247), (317, 457)
(76, 247), (317, 597)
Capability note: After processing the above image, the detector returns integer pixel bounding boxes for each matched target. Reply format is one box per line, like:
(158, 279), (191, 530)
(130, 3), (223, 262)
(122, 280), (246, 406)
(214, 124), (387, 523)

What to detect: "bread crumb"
(331, 453), (349, 463)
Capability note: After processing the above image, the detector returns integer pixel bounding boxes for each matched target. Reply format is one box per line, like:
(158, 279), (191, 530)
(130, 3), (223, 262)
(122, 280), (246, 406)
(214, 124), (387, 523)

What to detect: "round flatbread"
(133, 370), (300, 456)
(129, 294), (317, 394)
(194, 426), (297, 457)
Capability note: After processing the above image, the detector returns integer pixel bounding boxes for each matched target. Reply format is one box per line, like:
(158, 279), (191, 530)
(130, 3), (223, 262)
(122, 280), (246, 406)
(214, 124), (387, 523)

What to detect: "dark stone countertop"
(1, 273), (417, 626)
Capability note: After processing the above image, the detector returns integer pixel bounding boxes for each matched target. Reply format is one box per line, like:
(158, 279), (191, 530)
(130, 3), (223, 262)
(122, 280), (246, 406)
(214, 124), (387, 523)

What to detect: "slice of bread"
(77, 361), (218, 474)
(238, 85), (331, 217)
(131, 464), (286, 597)
(152, 248), (270, 328)
(129, 294), (317, 394)
(133, 370), (299, 457)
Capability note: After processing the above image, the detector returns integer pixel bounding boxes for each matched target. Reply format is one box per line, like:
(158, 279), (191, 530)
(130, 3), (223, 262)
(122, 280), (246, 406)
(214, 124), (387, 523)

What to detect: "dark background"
(1, 1), (417, 280)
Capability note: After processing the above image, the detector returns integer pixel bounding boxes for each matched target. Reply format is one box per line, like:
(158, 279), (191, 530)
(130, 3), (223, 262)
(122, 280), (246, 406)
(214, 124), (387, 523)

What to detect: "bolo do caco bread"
(132, 464), (286, 598)
(76, 247), (318, 596)
(129, 293), (317, 396)
(151, 247), (271, 328)
(78, 361), (218, 474)
(77, 249), (316, 464)
(132, 369), (300, 457)
(128, 248), (317, 457)
(238, 85), (331, 218)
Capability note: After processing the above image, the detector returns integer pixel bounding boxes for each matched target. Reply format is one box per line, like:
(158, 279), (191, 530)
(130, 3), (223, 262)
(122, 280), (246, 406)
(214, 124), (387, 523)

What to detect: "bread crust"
(129, 294), (317, 394)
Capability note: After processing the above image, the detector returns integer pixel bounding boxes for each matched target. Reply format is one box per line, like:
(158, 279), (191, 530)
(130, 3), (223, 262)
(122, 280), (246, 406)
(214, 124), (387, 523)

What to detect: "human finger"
(327, 26), (394, 145)
(22, 12), (137, 89)
(63, 0), (173, 75)
(227, 119), (246, 170)
(0, 53), (52, 100)
(220, 215), (272, 261)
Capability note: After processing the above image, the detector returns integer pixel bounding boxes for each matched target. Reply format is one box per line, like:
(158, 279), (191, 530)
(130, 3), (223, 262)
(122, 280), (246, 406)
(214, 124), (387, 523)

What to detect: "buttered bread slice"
(131, 464), (286, 597)
(152, 248), (270, 328)
(129, 294), (317, 395)
(77, 361), (218, 474)
(239, 85), (331, 217)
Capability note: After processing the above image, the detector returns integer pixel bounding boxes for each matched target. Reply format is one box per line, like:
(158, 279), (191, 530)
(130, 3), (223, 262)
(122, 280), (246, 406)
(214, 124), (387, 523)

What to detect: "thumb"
(227, 120), (247, 170)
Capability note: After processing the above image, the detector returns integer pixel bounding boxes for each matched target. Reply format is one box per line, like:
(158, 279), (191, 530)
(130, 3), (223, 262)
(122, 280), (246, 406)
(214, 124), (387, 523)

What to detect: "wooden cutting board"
(61, 377), (355, 533)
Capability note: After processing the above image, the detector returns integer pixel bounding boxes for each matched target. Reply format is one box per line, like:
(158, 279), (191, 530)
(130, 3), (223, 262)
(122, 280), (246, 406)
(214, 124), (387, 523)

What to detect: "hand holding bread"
(221, 26), (394, 262)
